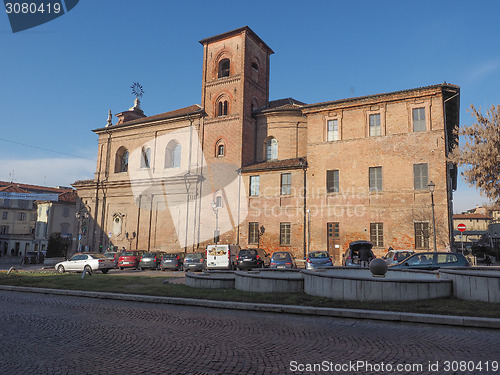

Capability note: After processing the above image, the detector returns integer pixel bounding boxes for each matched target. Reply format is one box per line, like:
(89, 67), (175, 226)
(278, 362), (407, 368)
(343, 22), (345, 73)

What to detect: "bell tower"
(199, 26), (274, 167)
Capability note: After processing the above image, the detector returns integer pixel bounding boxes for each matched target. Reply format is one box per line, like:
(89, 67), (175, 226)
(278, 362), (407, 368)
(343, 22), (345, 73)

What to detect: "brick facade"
(73, 26), (459, 261)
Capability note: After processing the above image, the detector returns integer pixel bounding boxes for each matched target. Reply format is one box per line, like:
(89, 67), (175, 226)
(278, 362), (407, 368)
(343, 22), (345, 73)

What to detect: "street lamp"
(211, 201), (219, 244)
(125, 231), (136, 250)
(428, 181), (437, 252)
(75, 210), (89, 252)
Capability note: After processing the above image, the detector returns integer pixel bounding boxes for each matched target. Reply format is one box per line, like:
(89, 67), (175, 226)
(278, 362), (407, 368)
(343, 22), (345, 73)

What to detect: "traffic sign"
(457, 223), (467, 232)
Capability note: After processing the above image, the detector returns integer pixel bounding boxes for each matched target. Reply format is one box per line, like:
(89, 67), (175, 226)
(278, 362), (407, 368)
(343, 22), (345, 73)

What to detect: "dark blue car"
(389, 252), (470, 270)
(270, 251), (296, 269)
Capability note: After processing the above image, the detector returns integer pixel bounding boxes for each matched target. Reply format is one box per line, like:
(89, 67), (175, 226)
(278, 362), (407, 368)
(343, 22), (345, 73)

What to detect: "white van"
(205, 244), (240, 270)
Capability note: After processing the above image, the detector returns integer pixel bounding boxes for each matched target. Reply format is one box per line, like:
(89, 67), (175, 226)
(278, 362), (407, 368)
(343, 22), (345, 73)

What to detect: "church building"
(73, 26), (460, 261)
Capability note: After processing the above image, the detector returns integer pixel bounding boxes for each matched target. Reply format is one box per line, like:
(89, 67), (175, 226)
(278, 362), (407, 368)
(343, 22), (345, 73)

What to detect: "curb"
(1, 285), (499, 329)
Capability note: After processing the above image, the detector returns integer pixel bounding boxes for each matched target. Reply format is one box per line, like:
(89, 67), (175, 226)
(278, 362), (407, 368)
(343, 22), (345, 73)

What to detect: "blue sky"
(1, 0), (498, 213)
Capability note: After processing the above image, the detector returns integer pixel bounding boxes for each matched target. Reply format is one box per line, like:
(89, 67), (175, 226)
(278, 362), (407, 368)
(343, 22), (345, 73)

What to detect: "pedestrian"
(358, 247), (371, 267)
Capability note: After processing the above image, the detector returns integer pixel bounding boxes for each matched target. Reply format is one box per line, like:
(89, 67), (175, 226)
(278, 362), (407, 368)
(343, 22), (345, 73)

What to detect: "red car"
(118, 251), (144, 270)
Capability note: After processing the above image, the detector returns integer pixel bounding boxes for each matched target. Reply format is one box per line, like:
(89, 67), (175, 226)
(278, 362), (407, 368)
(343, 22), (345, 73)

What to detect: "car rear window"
(239, 249), (257, 256)
(272, 252), (291, 260)
(186, 253), (204, 259)
(163, 253), (178, 259)
(142, 253), (156, 258)
(309, 251), (328, 259)
(91, 254), (107, 259)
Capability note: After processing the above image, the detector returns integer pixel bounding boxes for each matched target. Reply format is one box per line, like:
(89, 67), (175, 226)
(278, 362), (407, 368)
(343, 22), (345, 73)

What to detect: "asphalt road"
(0, 290), (499, 375)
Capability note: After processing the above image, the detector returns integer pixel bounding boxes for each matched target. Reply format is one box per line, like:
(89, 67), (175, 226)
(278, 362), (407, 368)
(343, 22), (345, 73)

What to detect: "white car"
(55, 253), (114, 274)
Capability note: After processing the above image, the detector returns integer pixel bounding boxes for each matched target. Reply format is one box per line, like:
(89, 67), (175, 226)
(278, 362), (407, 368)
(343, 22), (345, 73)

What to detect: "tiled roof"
(0, 181), (72, 194)
(453, 213), (492, 220)
(58, 190), (77, 203)
(94, 104), (204, 132)
(241, 157), (307, 173)
(199, 26), (274, 54)
(254, 98), (305, 114)
(0, 184), (31, 193)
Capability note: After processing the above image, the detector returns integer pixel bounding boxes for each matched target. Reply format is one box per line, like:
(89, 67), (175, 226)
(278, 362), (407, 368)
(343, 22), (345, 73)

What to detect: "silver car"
(55, 253), (114, 274)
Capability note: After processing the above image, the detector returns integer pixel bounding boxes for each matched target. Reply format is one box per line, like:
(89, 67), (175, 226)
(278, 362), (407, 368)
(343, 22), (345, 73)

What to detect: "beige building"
(0, 181), (77, 256)
(73, 26), (460, 261)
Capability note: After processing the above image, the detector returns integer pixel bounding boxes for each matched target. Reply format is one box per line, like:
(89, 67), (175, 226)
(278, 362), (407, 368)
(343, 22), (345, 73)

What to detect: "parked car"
(118, 251), (144, 270)
(55, 253), (114, 274)
(389, 252), (470, 270)
(138, 252), (164, 270)
(161, 253), (185, 271)
(236, 248), (270, 270)
(205, 244), (240, 270)
(270, 251), (297, 269)
(103, 251), (119, 268)
(306, 251), (333, 269)
(342, 241), (376, 267)
(24, 251), (43, 264)
(382, 250), (415, 265)
(183, 252), (206, 272)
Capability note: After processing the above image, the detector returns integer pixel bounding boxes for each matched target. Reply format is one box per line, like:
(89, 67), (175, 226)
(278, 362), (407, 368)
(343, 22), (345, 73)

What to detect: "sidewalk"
(0, 284), (499, 329)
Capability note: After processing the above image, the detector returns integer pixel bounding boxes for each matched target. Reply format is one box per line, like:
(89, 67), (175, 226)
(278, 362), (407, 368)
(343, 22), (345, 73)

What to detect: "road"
(0, 291), (498, 374)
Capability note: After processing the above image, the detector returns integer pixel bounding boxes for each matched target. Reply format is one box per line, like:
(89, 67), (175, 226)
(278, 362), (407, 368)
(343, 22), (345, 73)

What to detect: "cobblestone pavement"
(0, 291), (498, 375)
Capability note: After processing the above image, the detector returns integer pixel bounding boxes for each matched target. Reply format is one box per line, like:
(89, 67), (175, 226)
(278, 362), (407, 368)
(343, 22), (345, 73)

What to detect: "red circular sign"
(457, 223), (467, 232)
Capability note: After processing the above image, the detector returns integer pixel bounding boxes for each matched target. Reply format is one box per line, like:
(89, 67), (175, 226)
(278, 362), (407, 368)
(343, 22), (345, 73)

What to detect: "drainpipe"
(301, 157), (308, 259)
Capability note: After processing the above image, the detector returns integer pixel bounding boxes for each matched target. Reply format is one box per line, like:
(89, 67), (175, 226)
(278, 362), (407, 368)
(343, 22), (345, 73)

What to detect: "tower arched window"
(217, 100), (228, 117)
(265, 138), (278, 161)
(165, 141), (181, 168)
(140, 147), (151, 168)
(218, 58), (230, 78)
(115, 147), (129, 173)
(215, 139), (226, 157)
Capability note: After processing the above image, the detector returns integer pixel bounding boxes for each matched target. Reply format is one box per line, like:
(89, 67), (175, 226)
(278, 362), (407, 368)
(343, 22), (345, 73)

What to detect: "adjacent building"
(73, 26), (460, 260)
(0, 181), (78, 256)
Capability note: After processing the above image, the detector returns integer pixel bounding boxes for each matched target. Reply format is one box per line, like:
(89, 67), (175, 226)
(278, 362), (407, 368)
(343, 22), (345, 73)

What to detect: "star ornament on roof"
(131, 82), (144, 99)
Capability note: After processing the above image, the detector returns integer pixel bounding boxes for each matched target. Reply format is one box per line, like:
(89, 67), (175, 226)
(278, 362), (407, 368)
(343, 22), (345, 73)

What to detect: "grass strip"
(0, 270), (499, 319)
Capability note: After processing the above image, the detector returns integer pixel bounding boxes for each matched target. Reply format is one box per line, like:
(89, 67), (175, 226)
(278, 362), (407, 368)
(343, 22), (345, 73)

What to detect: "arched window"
(217, 100), (228, 116)
(218, 59), (230, 78)
(265, 138), (278, 161)
(216, 139), (225, 157)
(165, 141), (181, 168)
(140, 147), (151, 168)
(115, 147), (129, 173)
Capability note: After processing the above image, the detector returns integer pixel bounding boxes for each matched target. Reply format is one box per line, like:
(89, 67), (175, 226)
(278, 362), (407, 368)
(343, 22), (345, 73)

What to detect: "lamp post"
(211, 201), (219, 244)
(75, 210), (89, 252)
(428, 181), (437, 252)
(125, 231), (136, 250)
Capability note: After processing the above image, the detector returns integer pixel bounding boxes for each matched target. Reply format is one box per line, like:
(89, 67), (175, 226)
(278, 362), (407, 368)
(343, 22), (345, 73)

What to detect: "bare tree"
(450, 104), (500, 202)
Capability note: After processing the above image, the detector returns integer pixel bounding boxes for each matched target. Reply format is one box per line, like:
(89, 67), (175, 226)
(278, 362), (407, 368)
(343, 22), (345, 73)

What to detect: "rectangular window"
(0, 225), (8, 234)
(248, 222), (259, 244)
(326, 170), (339, 193)
(63, 206), (70, 217)
(369, 167), (383, 191)
(249, 175), (260, 196)
(370, 223), (384, 247)
(215, 196), (223, 208)
(2, 211), (7, 220)
(369, 113), (381, 137)
(18, 212), (26, 221)
(412, 107), (426, 132)
(415, 222), (429, 249)
(327, 119), (340, 141)
(280, 222), (291, 246)
(414, 163), (428, 190)
(281, 173), (291, 195)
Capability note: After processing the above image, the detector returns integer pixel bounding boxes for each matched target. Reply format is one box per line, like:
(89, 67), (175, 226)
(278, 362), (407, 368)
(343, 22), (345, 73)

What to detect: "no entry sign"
(457, 223), (467, 232)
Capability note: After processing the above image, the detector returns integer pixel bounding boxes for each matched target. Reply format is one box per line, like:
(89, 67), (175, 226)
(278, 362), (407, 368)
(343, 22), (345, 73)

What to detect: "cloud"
(0, 158), (95, 187)
(466, 59), (500, 84)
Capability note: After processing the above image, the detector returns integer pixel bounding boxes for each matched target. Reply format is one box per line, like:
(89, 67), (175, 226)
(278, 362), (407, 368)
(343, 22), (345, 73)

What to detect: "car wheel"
(101, 269), (109, 274)
(57, 265), (65, 274)
(84, 265), (92, 274)
(120, 267), (124, 270)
